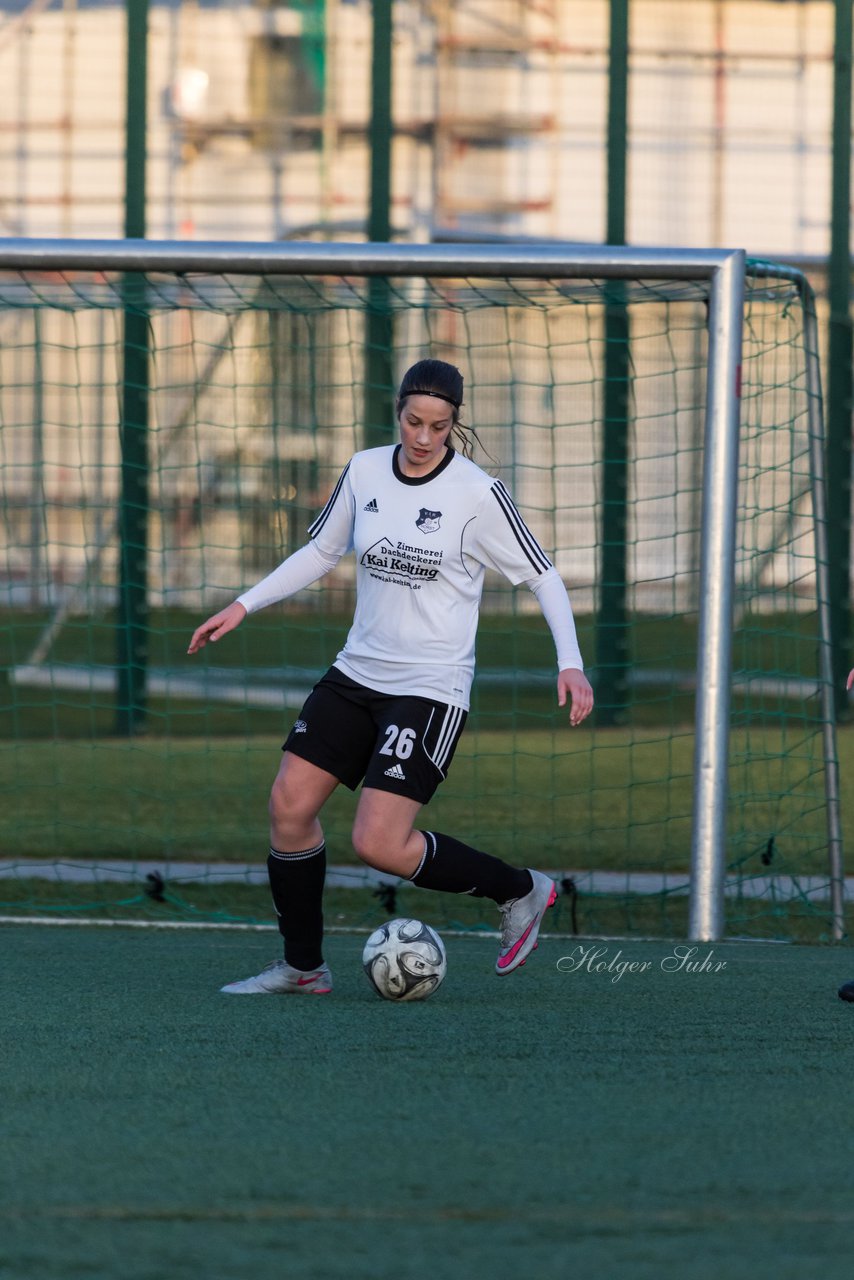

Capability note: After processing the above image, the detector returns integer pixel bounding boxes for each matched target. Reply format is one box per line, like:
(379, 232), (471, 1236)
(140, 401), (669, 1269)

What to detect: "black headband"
(402, 388), (460, 409)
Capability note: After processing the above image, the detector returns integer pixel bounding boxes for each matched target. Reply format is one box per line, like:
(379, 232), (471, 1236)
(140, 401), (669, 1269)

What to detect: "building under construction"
(0, 0), (839, 253)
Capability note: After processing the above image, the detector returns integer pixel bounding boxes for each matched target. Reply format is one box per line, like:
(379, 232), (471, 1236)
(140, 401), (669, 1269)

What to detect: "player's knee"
(350, 819), (376, 865)
(351, 818), (392, 868)
(268, 779), (311, 833)
(267, 783), (285, 828)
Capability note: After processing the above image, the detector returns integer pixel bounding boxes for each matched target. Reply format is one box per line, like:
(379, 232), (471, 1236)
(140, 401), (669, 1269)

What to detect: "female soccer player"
(188, 359), (593, 994)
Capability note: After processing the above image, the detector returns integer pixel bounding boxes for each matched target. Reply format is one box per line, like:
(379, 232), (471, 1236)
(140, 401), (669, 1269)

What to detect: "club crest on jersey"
(416, 507), (442, 534)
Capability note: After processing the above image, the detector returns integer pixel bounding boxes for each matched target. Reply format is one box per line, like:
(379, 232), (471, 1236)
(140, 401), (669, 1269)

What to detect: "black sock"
(267, 842), (326, 971)
(409, 831), (532, 904)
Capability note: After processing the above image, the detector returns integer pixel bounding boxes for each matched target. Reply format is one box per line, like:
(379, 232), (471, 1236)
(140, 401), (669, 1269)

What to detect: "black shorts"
(283, 666), (468, 805)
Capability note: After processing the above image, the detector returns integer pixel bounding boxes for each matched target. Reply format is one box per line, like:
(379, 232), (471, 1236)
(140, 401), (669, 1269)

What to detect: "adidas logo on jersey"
(363, 498), (379, 512)
(383, 763), (406, 781)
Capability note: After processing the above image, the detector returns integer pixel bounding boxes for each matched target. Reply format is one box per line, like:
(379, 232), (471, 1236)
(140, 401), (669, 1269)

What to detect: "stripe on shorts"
(426, 704), (465, 775)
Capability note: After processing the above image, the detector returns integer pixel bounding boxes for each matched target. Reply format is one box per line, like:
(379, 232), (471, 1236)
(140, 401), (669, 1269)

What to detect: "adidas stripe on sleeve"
(307, 461), (356, 557)
(490, 480), (552, 575)
(465, 479), (554, 585)
(235, 462), (356, 614)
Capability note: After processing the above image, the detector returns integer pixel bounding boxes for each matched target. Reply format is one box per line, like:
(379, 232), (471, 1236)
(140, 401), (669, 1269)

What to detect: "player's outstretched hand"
(557, 668), (594, 727)
(187, 601), (247, 655)
(847, 669), (854, 692)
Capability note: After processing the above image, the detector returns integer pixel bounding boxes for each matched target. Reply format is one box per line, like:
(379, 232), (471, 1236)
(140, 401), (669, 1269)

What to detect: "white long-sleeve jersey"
(237, 444), (583, 710)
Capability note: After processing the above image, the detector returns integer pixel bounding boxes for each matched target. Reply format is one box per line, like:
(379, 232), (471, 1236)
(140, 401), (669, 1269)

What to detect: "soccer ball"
(362, 918), (447, 1002)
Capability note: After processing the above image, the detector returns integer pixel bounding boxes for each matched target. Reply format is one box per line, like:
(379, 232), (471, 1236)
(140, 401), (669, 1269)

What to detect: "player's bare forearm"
(187, 601), (247, 655)
(557, 668), (594, 727)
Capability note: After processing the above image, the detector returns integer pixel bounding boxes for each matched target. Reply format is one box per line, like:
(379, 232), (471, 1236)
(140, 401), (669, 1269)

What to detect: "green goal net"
(0, 250), (841, 940)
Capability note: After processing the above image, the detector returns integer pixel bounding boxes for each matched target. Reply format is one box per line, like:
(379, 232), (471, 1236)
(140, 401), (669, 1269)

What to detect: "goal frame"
(0, 236), (841, 941)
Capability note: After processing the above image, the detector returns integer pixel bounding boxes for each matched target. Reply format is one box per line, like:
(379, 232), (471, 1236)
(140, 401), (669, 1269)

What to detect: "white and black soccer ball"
(362, 918), (447, 1002)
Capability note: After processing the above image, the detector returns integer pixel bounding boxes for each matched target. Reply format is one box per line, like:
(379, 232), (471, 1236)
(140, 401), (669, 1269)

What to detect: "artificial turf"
(2, 922), (853, 1279)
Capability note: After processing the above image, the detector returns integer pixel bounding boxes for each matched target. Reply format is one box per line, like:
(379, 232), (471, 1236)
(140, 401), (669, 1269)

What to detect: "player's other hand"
(847, 668), (854, 692)
(187, 601), (247, 655)
(557, 668), (594, 727)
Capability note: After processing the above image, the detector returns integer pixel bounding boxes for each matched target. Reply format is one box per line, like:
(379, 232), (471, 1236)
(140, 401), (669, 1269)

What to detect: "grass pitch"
(2, 923), (853, 1280)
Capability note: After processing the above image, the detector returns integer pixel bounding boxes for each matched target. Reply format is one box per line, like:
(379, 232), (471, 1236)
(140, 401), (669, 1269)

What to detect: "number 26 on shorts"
(380, 725), (416, 760)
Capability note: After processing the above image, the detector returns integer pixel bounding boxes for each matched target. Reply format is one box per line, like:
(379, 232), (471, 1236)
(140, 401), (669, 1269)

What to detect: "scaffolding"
(0, 1), (837, 251)
(431, 0), (562, 235)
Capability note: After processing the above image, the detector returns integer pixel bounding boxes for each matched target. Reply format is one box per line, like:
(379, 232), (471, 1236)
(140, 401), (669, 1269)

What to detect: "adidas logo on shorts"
(363, 498), (379, 512)
(383, 763), (406, 780)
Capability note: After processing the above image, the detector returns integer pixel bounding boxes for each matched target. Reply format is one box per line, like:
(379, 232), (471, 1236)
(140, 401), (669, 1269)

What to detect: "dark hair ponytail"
(396, 359), (486, 461)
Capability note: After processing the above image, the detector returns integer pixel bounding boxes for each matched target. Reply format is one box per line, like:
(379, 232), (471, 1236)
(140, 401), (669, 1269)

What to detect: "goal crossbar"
(0, 236), (738, 279)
